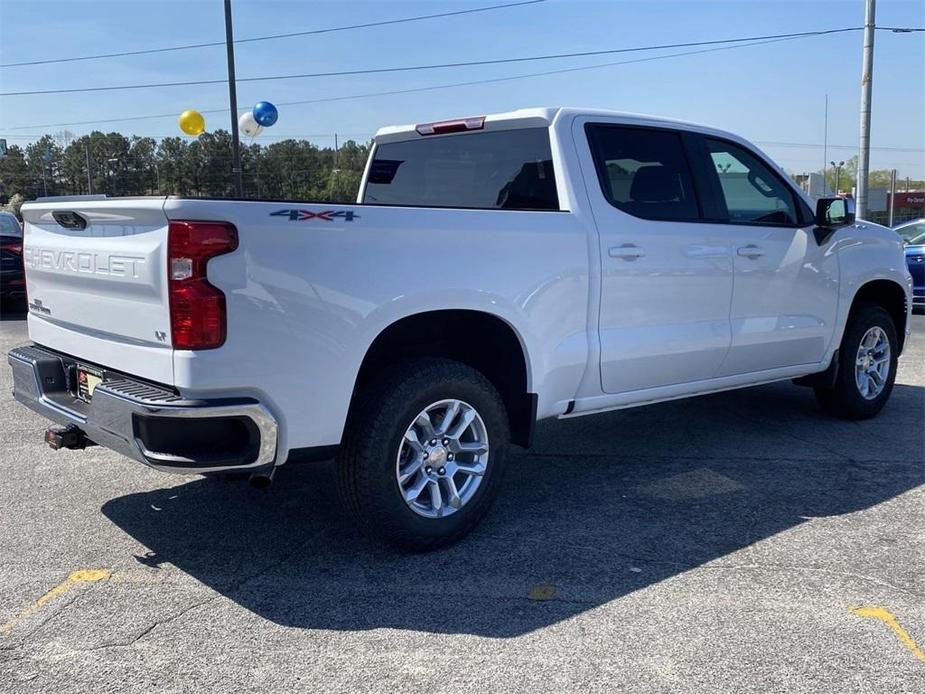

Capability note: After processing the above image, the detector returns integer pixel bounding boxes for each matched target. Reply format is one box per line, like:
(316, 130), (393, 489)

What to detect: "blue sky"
(1, 0), (923, 178)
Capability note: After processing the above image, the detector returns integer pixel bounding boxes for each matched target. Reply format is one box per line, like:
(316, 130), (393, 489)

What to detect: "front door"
(578, 121), (736, 394)
(694, 136), (839, 375)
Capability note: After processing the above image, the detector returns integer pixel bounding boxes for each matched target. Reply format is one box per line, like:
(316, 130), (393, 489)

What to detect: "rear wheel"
(337, 358), (509, 551)
(814, 304), (898, 420)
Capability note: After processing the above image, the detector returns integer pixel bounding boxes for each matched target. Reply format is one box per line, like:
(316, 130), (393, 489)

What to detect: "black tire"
(814, 303), (899, 420)
(337, 358), (510, 551)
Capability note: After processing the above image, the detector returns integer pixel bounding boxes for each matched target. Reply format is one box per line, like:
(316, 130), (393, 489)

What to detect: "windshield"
(0, 214), (22, 236)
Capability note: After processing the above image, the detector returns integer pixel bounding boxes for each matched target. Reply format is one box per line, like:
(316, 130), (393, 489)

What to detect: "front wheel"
(814, 303), (899, 420)
(337, 358), (509, 551)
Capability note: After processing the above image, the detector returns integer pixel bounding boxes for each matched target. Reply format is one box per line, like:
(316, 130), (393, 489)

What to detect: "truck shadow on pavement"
(102, 381), (925, 638)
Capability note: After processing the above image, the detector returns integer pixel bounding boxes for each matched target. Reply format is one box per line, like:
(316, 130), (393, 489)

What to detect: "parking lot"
(0, 311), (922, 693)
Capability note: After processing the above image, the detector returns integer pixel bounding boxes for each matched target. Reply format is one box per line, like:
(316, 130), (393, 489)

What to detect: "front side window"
(586, 124), (700, 221)
(362, 128), (558, 210)
(705, 139), (799, 226)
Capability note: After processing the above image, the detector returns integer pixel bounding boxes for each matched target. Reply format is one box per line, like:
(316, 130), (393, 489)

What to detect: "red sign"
(891, 192), (925, 208)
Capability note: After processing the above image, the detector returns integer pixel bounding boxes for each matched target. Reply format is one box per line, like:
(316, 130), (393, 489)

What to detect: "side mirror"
(815, 196), (855, 229)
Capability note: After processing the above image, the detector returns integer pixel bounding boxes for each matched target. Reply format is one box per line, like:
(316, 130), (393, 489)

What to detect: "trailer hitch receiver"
(45, 424), (96, 451)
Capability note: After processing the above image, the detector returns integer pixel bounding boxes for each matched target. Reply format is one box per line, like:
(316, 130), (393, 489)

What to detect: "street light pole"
(856, 0), (876, 219)
(831, 160), (844, 194)
(224, 0), (244, 198)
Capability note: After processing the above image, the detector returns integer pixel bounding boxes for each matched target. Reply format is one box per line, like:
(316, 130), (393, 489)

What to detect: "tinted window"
(586, 125), (700, 221)
(897, 223), (925, 244)
(0, 214), (21, 236)
(363, 128), (558, 210)
(705, 139), (798, 226)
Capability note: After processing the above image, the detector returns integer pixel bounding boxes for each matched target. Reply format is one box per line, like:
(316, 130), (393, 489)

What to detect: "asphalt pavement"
(1, 310), (923, 693)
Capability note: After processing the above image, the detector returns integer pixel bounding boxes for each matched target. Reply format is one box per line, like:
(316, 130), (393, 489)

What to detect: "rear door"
(577, 120), (736, 394)
(21, 198), (174, 384)
(690, 136), (839, 375)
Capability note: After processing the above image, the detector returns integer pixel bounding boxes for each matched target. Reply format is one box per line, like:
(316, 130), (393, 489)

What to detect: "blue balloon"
(253, 101), (278, 127)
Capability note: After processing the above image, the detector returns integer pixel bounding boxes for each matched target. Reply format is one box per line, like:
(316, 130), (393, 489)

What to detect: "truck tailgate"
(21, 198), (174, 384)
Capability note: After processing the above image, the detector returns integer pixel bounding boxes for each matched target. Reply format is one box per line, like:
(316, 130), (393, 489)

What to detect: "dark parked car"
(894, 218), (925, 312)
(0, 211), (25, 307)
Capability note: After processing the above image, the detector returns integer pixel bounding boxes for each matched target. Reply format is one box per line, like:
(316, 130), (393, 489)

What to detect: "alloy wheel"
(395, 399), (489, 518)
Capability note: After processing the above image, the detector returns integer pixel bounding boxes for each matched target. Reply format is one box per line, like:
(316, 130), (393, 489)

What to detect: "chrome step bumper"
(8, 344), (278, 474)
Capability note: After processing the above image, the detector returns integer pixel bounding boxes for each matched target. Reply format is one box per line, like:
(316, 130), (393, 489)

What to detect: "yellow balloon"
(178, 110), (205, 136)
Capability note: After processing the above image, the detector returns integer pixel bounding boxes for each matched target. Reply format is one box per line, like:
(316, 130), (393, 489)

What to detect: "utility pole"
(823, 94), (829, 195)
(84, 143), (92, 195)
(888, 168), (896, 227)
(856, 0), (876, 219)
(224, 0), (244, 198)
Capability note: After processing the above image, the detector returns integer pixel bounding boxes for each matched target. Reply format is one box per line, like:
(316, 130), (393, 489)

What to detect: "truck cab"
(9, 107), (913, 549)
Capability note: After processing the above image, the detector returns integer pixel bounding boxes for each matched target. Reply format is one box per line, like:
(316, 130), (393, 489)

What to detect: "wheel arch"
(849, 278), (909, 352)
(349, 309), (537, 447)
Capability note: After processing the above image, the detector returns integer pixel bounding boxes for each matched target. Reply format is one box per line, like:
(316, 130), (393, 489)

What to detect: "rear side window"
(363, 128), (559, 210)
(586, 124), (700, 221)
(704, 138), (799, 226)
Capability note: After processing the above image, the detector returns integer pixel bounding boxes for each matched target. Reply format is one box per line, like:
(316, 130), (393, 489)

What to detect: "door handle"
(609, 244), (644, 260)
(736, 245), (765, 259)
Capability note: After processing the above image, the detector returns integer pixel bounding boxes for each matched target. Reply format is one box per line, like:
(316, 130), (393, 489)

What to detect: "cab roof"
(373, 106), (741, 144)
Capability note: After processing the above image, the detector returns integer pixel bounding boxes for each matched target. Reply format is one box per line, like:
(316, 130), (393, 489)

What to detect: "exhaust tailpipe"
(248, 468), (275, 489)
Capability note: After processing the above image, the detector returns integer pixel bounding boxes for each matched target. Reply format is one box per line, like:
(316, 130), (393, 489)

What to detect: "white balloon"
(238, 111), (264, 137)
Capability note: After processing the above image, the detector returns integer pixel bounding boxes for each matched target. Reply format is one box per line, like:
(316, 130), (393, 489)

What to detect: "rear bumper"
(8, 344), (278, 474)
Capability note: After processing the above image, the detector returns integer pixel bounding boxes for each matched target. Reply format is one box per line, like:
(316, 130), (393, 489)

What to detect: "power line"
(757, 140), (924, 153)
(1, 34), (818, 130)
(0, 27), (874, 97)
(0, 1), (548, 69)
(4, 30), (922, 137)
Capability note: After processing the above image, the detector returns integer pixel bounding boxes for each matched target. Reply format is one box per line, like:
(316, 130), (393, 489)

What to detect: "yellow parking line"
(851, 605), (925, 663)
(1, 569), (111, 634)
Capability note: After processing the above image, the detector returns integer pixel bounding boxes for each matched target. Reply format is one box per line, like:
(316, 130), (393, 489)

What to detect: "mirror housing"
(815, 196), (855, 229)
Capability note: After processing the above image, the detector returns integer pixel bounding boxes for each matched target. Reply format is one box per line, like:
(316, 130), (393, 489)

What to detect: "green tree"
(1, 192), (25, 219)
(156, 137), (192, 195)
(24, 135), (62, 197)
(125, 136), (158, 194)
(4, 131), (371, 202)
(867, 169), (901, 190)
(0, 145), (29, 200)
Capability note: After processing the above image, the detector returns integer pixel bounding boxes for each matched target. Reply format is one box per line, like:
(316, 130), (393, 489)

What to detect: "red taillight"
(167, 220), (238, 350)
(415, 116), (485, 136)
(1, 239), (22, 256)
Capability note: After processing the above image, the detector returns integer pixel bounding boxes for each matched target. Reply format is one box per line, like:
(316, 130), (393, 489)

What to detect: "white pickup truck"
(9, 107), (913, 549)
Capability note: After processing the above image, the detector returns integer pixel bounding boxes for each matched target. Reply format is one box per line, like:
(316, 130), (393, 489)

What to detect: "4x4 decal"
(270, 209), (359, 222)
